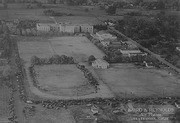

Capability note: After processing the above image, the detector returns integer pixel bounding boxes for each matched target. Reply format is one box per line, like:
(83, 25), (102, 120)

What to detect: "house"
(119, 49), (142, 57)
(91, 105), (99, 115)
(176, 47), (180, 52)
(96, 30), (117, 41)
(100, 39), (111, 47)
(92, 59), (109, 69)
(123, 41), (138, 49)
(80, 24), (93, 33)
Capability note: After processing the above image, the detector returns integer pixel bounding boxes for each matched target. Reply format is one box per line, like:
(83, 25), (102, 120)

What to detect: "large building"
(92, 59), (109, 69)
(36, 23), (93, 34)
(36, 23), (57, 32)
(80, 24), (94, 33)
(96, 30), (117, 41)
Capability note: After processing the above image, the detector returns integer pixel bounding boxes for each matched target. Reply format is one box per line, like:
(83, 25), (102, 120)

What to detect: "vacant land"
(34, 64), (95, 96)
(18, 36), (105, 62)
(95, 64), (180, 97)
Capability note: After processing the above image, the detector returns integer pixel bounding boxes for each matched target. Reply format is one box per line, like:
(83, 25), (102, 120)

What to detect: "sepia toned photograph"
(0, 0), (180, 123)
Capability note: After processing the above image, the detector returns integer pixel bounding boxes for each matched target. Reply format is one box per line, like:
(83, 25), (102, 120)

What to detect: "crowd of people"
(8, 90), (18, 122)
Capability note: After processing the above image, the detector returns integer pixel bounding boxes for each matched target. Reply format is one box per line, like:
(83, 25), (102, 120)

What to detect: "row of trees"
(66, 0), (87, 6)
(14, 19), (38, 35)
(115, 12), (179, 47)
(0, 32), (11, 58)
(76, 64), (99, 89)
(30, 55), (74, 66)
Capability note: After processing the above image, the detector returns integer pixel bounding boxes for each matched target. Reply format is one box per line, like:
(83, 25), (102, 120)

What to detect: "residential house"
(96, 30), (117, 41)
(176, 47), (180, 52)
(92, 59), (109, 69)
(100, 39), (110, 47)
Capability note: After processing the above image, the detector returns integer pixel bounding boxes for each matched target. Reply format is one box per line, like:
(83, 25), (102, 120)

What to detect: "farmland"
(95, 63), (180, 98)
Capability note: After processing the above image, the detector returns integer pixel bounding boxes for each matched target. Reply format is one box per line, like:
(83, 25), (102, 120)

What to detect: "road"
(9, 37), (26, 123)
(108, 26), (180, 74)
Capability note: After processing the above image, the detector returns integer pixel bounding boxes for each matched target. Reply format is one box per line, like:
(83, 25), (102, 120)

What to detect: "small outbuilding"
(92, 59), (109, 69)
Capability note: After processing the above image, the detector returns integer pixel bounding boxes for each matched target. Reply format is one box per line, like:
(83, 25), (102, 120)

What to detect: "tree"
(88, 55), (96, 65)
(30, 56), (40, 65)
(2, 0), (8, 9)
(105, 5), (116, 15)
(3, 65), (12, 80)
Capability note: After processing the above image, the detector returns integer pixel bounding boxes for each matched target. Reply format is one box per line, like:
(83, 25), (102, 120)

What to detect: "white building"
(36, 23), (58, 32)
(119, 49), (146, 57)
(100, 39), (110, 47)
(176, 47), (180, 52)
(96, 30), (117, 41)
(60, 24), (75, 33)
(36, 23), (93, 34)
(92, 59), (109, 69)
(80, 24), (94, 33)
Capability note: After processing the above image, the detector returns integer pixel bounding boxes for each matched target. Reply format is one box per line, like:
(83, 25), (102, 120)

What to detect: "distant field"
(0, 3), (122, 24)
(95, 64), (180, 97)
(34, 64), (95, 97)
(18, 36), (105, 62)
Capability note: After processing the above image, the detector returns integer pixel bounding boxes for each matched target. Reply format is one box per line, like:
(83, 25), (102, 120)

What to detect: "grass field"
(18, 36), (112, 99)
(49, 36), (105, 62)
(95, 64), (180, 98)
(18, 36), (105, 62)
(34, 64), (95, 97)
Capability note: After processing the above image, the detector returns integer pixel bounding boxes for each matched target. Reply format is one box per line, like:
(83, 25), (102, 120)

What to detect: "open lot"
(95, 64), (180, 97)
(34, 64), (95, 97)
(18, 36), (105, 63)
